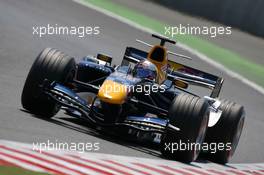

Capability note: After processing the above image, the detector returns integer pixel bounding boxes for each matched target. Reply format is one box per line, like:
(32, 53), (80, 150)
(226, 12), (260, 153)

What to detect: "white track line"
(73, 0), (264, 96)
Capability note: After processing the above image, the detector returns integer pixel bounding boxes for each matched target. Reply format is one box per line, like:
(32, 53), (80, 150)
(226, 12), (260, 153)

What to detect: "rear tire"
(21, 48), (76, 118)
(160, 94), (209, 162)
(203, 99), (245, 164)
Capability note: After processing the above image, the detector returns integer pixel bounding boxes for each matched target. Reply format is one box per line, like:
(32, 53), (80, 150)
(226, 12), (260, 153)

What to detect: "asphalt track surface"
(0, 0), (263, 164)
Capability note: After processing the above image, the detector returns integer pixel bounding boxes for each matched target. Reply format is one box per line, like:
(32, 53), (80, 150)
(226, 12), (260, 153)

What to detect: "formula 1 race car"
(21, 34), (245, 164)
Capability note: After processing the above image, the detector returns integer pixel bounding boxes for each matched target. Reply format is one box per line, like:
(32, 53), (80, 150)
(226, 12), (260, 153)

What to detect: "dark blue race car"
(21, 34), (245, 164)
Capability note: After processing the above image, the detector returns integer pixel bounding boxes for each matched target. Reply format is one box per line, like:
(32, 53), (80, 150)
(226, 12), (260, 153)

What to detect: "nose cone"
(98, 80), (128, 104)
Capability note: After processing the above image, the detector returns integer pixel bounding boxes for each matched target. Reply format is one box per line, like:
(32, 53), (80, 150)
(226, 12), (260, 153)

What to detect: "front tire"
(160, 94), (209, 163)
(203, 99), (245, 164)
(21, 48), (76, 118)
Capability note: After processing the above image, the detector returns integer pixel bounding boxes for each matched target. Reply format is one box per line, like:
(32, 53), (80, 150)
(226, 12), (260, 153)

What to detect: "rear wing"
(168, 60), (224, 98)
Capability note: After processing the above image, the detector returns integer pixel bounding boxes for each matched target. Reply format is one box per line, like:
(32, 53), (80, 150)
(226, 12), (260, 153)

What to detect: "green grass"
(0, 166), (51, 175)
(82, 0), (264, 87)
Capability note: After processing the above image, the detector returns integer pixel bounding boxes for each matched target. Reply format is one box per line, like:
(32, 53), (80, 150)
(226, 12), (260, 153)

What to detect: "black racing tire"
(160, 94), (209, 163)
(21, 48), (76, 118)
(203, 99), (245, 164)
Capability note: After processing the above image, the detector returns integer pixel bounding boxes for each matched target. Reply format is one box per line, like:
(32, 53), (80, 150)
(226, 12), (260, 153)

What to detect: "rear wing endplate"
(168, 60), (224, 98)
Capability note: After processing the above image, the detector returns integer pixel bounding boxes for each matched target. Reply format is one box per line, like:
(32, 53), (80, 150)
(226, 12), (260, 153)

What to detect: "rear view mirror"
(97, 53), (112, 65)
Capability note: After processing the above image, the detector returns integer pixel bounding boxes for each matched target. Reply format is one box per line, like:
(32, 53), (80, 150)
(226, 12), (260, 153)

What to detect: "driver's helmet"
(133, 60), (158, 81)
